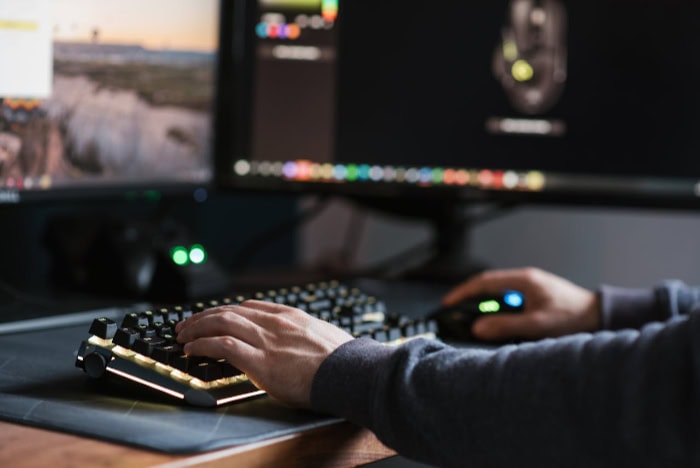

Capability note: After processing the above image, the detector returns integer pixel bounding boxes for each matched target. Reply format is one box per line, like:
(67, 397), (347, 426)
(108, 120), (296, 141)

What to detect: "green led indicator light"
(346, 164), (359, 181)
(145, 190), (161, 202)
(478, 300), (501, 313)
(171, 246), (189, 266)
(189, 244), (207, 265)
(432, 168), (444, 184)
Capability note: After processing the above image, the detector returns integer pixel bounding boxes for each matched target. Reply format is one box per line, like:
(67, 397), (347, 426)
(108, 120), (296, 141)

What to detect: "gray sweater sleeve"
(600, 280), (700, 329)
(311, 309), (700, 467)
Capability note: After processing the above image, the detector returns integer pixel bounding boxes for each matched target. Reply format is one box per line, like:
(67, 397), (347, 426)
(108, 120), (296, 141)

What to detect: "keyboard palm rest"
(75, 280), (438, 407)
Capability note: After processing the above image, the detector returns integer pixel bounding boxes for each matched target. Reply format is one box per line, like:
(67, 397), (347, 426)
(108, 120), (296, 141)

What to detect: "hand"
(442, 267), (600, 341)
(174, 300), (353, 407)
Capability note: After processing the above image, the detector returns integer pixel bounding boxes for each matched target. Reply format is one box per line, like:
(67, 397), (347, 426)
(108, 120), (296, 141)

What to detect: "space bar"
(0, 303), (149, 336)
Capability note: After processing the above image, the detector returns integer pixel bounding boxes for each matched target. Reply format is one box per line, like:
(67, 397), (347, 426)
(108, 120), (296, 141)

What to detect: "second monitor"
(0, 0), (227, 301)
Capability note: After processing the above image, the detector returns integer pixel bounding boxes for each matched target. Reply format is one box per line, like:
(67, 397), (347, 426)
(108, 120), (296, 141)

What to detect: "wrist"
(585, 291), (602, 331)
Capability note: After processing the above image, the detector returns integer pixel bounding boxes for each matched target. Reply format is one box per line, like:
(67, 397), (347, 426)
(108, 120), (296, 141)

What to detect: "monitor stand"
(358, 198), (513, 285)
(398, 211), (488, 284)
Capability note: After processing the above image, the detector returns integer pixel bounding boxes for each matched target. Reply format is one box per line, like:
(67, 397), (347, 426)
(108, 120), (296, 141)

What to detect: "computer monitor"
(0, 0), (229, 301)
(0, 0), (219, 203)
(216, 0), (700, 278)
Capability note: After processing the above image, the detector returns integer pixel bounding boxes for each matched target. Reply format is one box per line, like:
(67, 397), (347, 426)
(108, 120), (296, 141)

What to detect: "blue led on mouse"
(503, 290), (524, 308)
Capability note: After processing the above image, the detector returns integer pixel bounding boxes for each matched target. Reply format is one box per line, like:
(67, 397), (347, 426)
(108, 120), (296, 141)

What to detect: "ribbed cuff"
(310, 338), (393, 426)
(598, 285), (659, 330)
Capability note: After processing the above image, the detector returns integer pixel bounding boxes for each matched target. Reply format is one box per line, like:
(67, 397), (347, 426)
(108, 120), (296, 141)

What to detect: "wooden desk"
(1, 419), (396, 467)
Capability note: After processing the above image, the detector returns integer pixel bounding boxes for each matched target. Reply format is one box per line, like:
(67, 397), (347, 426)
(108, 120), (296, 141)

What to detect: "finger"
(442, 268), (536, 305)
(184, 336), (262, 379)
(176, 302), (264, 333)
(184, 336), (268, 391)
(241, 299), (297, 313)
(175, 306), (226, 333)
(177, 309), (260, 346)
(471, 312), (550, 341)
(235, 300), (311, 333)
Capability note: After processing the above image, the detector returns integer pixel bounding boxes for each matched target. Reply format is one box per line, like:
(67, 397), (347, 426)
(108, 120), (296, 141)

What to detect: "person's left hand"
(174, 300), (354, 407)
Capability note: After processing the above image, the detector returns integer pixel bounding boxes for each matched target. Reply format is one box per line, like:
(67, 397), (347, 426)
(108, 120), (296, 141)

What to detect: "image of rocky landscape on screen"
(0, 0), (218, 186)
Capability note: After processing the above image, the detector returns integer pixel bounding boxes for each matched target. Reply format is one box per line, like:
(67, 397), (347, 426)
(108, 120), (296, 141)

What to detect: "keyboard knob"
(84, 351), (109, 378)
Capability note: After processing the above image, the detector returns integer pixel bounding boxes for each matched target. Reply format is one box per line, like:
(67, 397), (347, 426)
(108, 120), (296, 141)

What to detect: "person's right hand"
(441, 267), (601, 342)
(174, 300), (353, 408)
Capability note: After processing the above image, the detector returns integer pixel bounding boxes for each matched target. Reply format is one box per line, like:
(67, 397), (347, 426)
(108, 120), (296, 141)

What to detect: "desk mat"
(0, 324), (341, 454)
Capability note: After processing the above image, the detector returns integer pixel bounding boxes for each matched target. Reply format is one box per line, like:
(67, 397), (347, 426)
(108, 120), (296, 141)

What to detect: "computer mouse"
(429, 290), (525, 342)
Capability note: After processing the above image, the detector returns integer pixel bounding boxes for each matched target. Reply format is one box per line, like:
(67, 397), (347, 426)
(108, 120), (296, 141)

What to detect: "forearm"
(311, 314), (700, 467)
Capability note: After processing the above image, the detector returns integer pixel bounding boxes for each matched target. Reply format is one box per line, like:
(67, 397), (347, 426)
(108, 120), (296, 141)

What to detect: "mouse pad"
(0, 324), (342, 454)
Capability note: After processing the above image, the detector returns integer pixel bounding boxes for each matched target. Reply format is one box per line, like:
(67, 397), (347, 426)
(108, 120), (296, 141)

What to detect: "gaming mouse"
(429, 290), (525, 342)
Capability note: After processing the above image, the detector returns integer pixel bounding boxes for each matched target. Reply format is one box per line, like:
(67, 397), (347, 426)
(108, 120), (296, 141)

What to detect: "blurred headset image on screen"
(493, 0), (568, 115)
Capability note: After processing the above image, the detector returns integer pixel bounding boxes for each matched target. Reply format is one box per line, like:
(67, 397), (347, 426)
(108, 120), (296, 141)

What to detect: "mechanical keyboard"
(75, 280), (438, 407)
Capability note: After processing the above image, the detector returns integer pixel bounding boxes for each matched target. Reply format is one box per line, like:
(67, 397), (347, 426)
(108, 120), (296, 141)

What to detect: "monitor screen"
(217, 0), (700, 210)
(0, 0), (220, 204)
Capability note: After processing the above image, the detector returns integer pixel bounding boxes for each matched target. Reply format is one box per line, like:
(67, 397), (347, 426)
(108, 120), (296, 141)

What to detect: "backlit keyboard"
(75, 280), (438, 407)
